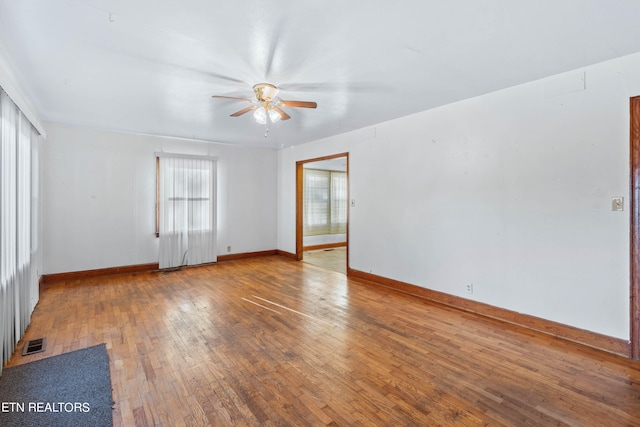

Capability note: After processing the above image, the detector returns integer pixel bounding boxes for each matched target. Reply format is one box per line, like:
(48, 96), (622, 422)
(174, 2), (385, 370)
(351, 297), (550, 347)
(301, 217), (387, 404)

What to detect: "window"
(155, 154), (217, 268)
(303, 169), (347, 236)
(0, 89), (39, 372)
(164, 164), (211, 232)
(156, 157), (213, 237)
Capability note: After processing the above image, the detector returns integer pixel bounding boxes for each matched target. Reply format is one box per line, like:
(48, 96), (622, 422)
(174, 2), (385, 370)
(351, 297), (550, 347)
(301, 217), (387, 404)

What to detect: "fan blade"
(212, 95), (253, 102)
(278, 100), (317, 109)
(273, 106), (291, 121)
(230, 106), (258, 117)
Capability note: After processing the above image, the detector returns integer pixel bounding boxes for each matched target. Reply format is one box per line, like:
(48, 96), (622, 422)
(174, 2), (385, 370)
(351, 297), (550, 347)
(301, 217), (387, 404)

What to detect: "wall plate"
(612, 197), (624, 212)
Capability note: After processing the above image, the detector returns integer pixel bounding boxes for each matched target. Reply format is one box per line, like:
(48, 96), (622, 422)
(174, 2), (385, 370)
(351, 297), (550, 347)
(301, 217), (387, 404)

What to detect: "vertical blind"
(1, 89), (40, 374)
(303, 169), (347, 236)
(157, 154), (217, 269)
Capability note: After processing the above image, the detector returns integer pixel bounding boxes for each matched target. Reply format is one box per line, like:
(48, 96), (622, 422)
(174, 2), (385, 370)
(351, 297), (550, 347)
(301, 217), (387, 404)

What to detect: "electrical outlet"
(466, 283), (473, 294)
(227, 246), (232, 253)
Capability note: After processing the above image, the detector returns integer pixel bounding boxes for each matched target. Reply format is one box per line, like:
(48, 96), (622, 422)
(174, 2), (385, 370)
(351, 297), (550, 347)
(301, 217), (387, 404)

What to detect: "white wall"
(278, 52), (640, 340)
(0, 47), (45, 136)
(43, 124), (277, 274)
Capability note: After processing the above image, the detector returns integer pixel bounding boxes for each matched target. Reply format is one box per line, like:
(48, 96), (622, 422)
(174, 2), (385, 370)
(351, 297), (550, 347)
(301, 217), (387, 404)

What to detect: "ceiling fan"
(212, 83), (317, 124)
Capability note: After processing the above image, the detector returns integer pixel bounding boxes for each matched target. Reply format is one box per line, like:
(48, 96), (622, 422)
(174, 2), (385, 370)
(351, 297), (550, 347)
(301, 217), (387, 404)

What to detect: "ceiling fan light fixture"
(213, 82), (313, 124)
(253, 105), (282, 124)
(253, 107), (267, 124)
(268, 108), (281, 123)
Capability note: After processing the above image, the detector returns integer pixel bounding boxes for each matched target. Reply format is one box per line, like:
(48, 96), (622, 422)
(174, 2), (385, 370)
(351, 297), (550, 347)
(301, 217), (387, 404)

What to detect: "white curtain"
(1, 89), (39, 374)
(158, 154), (217, 269)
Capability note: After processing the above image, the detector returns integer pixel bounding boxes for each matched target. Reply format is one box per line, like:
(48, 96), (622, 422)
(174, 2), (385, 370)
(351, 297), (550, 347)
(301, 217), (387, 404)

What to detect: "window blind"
(303, 169), (347, 236)
(0, 89), (39, 374)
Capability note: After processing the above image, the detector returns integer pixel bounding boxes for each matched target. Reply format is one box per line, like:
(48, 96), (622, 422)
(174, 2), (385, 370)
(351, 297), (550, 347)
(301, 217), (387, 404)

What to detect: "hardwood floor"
(303, 247), (346, 274)
(6, 256), (640, 426)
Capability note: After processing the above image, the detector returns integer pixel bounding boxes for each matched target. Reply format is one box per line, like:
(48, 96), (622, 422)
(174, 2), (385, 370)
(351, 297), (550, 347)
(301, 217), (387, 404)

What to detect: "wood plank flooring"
(6, 256), (640, 426)
(303, 247), (346, 274)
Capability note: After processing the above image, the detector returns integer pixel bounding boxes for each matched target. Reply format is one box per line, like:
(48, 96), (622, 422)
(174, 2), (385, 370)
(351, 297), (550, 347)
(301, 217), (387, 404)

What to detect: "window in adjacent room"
(303, 168), (347, 236)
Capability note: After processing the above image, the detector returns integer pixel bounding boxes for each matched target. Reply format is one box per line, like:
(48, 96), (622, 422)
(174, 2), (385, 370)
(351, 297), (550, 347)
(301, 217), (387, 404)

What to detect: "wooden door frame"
(296, 153), (349, 269)
(630, 96), (640, 360)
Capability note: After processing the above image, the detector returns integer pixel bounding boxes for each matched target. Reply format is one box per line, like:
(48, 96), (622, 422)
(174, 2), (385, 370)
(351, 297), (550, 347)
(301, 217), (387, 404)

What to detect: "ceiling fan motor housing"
(253, 83), (279, 103)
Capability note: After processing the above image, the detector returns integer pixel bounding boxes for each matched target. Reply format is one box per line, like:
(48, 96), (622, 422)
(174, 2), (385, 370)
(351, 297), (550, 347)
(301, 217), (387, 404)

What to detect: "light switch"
(351, 199), (356, 207)
(612, 197), (624, 211)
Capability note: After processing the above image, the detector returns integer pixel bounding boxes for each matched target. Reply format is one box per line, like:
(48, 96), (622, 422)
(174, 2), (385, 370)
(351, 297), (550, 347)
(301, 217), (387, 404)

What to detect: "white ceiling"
(2, 1), (640, 149)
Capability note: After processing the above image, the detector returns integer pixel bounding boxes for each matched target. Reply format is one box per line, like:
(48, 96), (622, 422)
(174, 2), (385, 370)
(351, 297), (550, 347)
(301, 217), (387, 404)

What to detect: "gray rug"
(0, 344), (113, 427)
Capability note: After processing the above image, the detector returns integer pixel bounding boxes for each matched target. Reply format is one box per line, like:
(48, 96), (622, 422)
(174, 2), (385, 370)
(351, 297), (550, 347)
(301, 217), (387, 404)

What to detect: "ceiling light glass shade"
(268, 109), (281, 123)
(253, 107), (267, 124)
(253, 106), (282, 124)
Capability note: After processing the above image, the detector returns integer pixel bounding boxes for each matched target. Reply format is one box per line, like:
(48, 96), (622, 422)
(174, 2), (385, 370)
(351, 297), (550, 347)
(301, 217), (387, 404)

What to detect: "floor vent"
(22, 338), (46, 356)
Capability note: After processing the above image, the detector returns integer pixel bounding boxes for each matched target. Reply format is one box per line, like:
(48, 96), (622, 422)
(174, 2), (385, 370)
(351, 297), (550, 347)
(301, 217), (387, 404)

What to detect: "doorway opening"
(296, 153), (349, 274)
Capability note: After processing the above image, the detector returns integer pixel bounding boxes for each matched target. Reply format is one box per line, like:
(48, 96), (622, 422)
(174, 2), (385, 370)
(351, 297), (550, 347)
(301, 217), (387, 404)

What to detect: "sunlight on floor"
(303, 247), (346, 274)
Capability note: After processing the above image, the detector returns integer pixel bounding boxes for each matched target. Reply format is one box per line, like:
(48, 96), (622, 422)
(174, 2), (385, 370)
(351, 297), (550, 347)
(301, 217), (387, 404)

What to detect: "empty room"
(1, 1), (640, 426)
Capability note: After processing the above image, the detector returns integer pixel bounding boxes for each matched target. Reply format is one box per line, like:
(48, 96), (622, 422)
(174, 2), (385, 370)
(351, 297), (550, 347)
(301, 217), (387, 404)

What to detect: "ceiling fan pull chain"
(264, 122), (269, 138)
